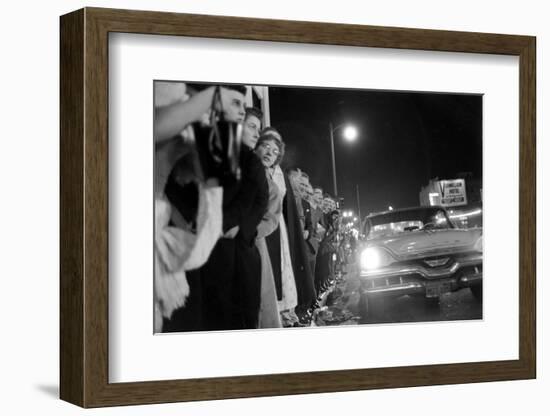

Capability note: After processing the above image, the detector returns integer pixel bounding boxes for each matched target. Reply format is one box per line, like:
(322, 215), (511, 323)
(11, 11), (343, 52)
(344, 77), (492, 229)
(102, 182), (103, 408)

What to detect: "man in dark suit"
(305, 187), (324, 276)
(282, 168), (316, 323)
(226, 106), (268, 329)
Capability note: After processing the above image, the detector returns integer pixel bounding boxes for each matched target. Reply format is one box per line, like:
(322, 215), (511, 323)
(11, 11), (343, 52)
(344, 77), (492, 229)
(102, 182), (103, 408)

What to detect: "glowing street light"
(343, 125), (358, 142)
(329, 122), (359, 196)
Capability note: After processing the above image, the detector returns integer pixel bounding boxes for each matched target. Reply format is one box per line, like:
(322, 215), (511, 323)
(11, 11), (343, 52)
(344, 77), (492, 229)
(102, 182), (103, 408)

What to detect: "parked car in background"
(358, 206), (482, 316)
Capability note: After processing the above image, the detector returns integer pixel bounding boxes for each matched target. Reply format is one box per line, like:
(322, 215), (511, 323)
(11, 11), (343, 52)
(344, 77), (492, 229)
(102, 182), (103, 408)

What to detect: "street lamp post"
(356, 184), (362, 221)
(329, 122), (338, 196)
(329, 122), (358, 197)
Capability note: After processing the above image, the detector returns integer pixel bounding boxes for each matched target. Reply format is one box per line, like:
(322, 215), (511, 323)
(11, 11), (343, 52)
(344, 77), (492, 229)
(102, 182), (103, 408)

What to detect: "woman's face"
(255, 139), (280, 168)
(241, 115), (261, 148)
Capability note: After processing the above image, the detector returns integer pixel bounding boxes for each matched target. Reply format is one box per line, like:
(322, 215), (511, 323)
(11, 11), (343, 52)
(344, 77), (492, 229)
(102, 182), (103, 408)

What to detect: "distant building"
(419, 173), (482, 228)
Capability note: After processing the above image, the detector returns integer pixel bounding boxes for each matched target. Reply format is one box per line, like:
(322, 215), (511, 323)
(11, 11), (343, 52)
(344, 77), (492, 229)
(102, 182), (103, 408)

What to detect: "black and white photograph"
(3, 0), (545, 412)
(153, 81), (483, 333)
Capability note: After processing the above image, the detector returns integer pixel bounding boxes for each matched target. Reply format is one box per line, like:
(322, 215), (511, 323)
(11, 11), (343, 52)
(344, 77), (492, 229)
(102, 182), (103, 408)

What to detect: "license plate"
(426, 281), (451, 298)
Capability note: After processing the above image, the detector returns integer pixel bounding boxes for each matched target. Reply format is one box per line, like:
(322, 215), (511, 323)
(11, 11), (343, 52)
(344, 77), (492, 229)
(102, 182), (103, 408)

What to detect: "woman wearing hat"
(253, 132), (287, 328)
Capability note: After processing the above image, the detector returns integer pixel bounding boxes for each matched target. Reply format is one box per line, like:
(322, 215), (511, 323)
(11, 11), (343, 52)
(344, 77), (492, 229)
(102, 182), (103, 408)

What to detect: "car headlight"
(360, 247), (395, 271)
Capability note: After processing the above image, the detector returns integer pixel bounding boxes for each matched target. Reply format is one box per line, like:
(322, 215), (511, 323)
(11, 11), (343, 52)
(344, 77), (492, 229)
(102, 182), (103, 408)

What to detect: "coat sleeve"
(158, 185), (223, 272)
(256, 180), (283, 239)
(222, 151), (269, 239)
(154, 185), (222, 321)
(303, 201), (313, 233)
(181, 185), (223, 270)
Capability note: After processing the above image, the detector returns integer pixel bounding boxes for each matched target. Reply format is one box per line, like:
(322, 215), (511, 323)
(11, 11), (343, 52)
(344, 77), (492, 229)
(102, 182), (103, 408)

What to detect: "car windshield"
(363, 208), (454, 239)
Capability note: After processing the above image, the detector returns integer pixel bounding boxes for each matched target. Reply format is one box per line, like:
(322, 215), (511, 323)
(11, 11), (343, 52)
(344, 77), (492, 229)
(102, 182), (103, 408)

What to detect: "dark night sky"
(269, 86), (482, 216)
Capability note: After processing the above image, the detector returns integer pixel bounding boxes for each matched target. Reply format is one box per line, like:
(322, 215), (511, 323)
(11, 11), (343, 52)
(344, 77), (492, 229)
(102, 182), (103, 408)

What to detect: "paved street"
(314, 265), (482, 326)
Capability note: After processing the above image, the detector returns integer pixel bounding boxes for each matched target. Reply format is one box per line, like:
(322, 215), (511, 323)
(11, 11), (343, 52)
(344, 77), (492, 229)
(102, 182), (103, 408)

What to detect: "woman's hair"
(255, 132), (285, 166)
(285, 166), (302, 177)
(245, 106), (263, 122)
(260, 126), (282, 140)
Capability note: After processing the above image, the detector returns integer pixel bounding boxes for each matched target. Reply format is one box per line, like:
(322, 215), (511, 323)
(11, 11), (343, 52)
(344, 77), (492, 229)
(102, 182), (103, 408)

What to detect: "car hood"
(364, 228), (482, 260)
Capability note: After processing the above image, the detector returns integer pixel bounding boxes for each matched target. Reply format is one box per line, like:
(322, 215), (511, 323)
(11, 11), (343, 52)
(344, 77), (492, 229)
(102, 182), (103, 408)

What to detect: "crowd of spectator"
(154, 82), (355, 332)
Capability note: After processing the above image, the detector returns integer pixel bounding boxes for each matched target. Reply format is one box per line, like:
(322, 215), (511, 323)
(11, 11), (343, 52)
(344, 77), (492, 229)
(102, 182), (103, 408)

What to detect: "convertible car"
(358, 206), (482, 315)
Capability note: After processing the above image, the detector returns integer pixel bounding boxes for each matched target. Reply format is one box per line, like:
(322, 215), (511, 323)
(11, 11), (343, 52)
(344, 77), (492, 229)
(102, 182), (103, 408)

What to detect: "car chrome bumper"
(365, 282), (426, 297)
(360, 254), (482, 280)
(458, 272), (482, 287)
(360, 259), (482, 298)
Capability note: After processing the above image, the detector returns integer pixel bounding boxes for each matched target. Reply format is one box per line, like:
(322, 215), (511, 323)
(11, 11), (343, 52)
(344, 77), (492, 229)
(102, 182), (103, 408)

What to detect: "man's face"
(313, 189), (323, 205)
(242, 114), (261, 148)
(221, 89), (246, 123)
(298, 175), (311, 199)
(303, 183), (314, 203)
(321, 198), (332, 213)
(288, 170), (302, 196)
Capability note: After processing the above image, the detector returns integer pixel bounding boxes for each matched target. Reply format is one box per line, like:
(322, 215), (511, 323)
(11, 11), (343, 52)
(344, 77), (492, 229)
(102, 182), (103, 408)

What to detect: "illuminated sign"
(438, 179), (468, 207)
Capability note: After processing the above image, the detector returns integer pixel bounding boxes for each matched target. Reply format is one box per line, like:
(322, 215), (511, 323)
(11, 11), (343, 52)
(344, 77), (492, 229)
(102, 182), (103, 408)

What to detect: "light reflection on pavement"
(315, 265), (482, 326)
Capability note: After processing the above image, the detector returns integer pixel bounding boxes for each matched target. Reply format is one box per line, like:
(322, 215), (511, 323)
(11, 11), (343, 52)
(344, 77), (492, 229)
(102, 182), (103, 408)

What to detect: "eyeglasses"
(258, 142), (280, 156)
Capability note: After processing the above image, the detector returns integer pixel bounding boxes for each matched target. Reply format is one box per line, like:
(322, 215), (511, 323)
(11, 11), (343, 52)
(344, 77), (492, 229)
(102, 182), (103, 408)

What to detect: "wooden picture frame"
(60, 7), (536, 408)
